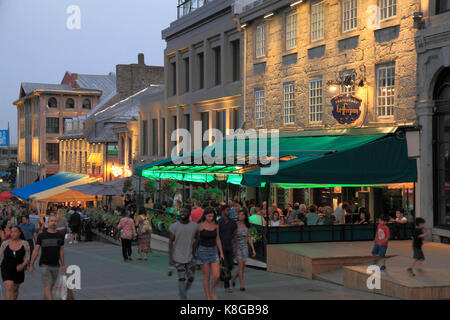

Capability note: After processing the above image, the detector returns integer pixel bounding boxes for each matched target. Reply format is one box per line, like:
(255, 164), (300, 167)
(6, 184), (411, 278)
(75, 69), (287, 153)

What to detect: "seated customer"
(318, 206), (336, 225)
(355, 212), (369, 225)
(306, 206), (319, 226)
(249, 206), (265, 226)
(270, 211), (281, 227)
(392, 208), (407, 239)
(287, 203), (300, 224)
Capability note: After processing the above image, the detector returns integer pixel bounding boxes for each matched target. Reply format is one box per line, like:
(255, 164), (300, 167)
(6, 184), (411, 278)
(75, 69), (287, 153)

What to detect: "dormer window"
(82, 99), (91, 109)
(66, 98), (75, 109)
(48, 97), (57, 108)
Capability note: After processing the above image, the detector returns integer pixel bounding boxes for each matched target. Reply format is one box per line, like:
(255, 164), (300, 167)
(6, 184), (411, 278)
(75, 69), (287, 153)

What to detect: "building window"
(184, 114), (191, 132)
(33, 119), (39, 137)
(170, 62), (177, 96)
(341, 84), (356, 96)
(436, 0), (450, 14)
(286, 12), (297, 50)
(82, 99), (91, 109)
(183, 57), (190, 93)
(201, 112), (209, 148)
(152, 119), (158, 155)
(66, 98), (75, 109)
(48, 97), (57, 108)
(213, 46), (221, 86)
(309, 78), (323, 123)
(379, 0), (396, 20)
(46, 143), (59, 164)
(46, 117), (60, 134)
(283, 83), (295, 125)
(142, 120), (148, 155)
(231, 40), (241, 82)
(311, 1), (324, 42)
(342, 0), (357, 32)
(197, 52), (205, 90)
(376, 63), (395, 118)
(161, 118), (166, 157)
(256, 23), (266, 58)
(255, 89), (265, 128)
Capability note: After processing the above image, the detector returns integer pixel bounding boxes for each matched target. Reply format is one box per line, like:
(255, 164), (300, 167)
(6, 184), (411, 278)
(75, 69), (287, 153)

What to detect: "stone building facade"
(58, 54), (164, 182)
(12, 75), (113, 187)
(415, 0), (450, 241)
(239, 0), (418, 131)
(139, 0), (243, 165)
(237, 0), (420, 218)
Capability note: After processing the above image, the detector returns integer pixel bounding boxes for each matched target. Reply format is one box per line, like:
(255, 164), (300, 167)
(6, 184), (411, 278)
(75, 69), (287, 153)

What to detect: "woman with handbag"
(135, 207), (152, 260)
(117, 209), (136, 262)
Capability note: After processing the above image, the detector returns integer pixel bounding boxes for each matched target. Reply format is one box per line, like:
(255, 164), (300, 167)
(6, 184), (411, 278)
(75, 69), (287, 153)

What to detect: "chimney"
(138, 53), (145, 65)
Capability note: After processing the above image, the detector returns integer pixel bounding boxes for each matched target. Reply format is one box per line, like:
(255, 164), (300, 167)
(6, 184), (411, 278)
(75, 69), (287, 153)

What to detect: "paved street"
(12, 241), (392, 300)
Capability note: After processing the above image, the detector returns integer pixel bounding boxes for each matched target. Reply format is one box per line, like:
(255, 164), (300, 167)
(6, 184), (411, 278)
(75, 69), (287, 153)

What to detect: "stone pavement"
(8, 241), (394, 300)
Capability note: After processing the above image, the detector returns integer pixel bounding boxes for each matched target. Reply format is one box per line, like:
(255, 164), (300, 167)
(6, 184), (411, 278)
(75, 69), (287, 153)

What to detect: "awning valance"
(88, 153), (103, 165)
(30, 175), (99, 202)
(11, 173), (92, 200)
(241, 134), (417, 186)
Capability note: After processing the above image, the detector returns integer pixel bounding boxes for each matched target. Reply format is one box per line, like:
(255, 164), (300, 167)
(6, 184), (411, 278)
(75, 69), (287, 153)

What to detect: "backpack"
(141, 216), (152, 233)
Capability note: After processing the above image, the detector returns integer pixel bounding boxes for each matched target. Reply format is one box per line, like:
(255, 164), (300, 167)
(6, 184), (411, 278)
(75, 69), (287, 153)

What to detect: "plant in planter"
(163, 217), (177, 231)
(143, 179), (156, 195)
(161, 179), (177, 200)
(249, 226), (262, 243)
(123, 178), (134, 194)
(85, 207), (105, 228)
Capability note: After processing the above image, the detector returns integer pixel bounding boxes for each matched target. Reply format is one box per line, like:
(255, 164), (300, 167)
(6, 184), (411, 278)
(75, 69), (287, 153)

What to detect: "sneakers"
(74, 240), (78, 244)
(407, 268), (416, 276)
(380, 266), (386, 271)
(69, 241), (73, 244)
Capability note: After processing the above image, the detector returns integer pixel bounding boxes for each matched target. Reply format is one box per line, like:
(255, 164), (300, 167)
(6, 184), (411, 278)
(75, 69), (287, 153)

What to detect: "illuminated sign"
(111, 165), (124, 177)
(331, 94), (362, 124)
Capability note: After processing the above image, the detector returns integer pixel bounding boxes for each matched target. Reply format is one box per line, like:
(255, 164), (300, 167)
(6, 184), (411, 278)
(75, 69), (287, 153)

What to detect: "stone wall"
(116, 54), (164, 99)
(242, 0), (418, 131)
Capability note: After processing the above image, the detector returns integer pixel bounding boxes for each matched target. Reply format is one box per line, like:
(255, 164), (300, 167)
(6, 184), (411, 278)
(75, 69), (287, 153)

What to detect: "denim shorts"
(371, 243), (388, 258)
(197, 245), (219, 265)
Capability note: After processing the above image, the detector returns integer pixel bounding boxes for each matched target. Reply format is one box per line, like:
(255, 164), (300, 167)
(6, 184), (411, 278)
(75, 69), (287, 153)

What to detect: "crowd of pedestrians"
(0, 204), (86, 300)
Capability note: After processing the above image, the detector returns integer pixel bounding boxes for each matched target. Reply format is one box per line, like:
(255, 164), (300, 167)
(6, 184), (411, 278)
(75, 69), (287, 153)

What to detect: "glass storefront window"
(436, 114), (450, 227)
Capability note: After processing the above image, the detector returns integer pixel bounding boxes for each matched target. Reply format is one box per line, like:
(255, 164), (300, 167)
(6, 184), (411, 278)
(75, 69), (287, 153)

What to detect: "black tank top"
(199, 228), (217, 247)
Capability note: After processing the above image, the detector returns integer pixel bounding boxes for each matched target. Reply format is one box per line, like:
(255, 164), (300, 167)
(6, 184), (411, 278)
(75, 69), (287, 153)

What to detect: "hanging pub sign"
(331, 94), (362, 124)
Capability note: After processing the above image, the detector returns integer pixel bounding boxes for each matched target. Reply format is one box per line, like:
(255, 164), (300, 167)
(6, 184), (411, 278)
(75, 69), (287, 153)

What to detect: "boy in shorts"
(407, 217), (431, 276)
(371, 216), (390, 271)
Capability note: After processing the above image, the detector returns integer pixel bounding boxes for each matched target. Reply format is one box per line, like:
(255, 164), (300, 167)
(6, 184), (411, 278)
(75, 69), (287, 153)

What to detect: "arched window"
(48, 97), (57, 108)
(82, 98), (91, 109)
(66, 98), (75, 109)
(434, 68), (450, 100)
(434, 67), (450, 228)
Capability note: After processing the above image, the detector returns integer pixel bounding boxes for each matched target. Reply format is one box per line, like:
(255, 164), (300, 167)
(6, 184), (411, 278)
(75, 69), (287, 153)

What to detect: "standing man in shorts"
(29, 215), (66, 300)
(169, 206), (199, 300)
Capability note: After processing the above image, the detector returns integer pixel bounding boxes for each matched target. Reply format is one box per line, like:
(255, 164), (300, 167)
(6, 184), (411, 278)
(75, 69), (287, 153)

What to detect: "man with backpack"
(69, 207), (81, 244)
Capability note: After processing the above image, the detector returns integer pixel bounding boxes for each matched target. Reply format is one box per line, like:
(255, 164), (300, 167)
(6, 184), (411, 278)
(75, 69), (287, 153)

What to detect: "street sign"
(0, 130), (8, 147)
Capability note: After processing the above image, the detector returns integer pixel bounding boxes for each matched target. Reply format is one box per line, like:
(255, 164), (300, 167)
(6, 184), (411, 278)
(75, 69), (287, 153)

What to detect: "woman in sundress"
(135, 207), (152, 260)
(231, 208), (256, 291)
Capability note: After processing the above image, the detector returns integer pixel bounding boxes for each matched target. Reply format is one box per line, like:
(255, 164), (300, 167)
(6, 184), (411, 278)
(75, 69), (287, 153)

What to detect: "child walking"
(407, 217), (431, 276)
(371, 216), (390, 271)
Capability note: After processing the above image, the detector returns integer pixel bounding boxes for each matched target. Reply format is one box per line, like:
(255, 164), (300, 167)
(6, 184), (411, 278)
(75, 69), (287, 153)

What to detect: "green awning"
(135, 132), (390, 184)
(241, 134), (417, 186)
